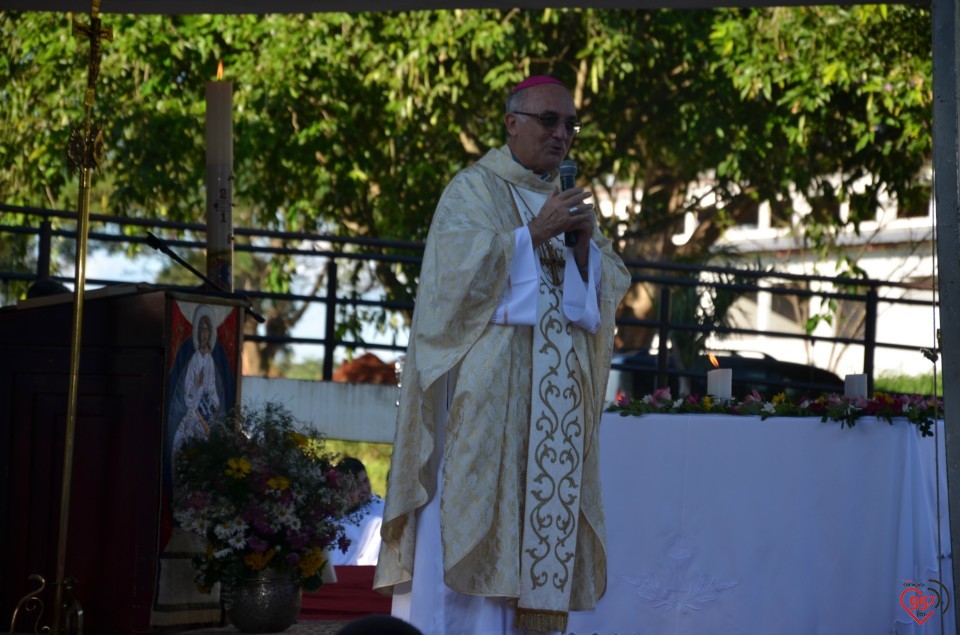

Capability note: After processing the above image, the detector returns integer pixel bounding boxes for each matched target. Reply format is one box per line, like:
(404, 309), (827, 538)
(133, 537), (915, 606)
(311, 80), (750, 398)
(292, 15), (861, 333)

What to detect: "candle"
(707, 368), (732, 400)
(844, 374), (868, 399)
(205, 60), (233, 291)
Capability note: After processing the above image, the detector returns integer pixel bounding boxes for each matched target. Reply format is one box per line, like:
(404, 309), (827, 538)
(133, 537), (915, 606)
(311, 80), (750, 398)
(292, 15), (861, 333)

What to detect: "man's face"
(350, 469), (372, 508)
(505, 84), (578, 175)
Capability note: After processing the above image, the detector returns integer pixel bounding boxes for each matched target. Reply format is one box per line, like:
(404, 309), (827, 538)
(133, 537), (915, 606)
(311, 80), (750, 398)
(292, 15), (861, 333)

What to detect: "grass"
(873, 371), (943, 397)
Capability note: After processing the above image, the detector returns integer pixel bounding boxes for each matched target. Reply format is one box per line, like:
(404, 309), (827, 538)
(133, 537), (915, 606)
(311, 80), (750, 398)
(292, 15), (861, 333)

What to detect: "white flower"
(175, 514), (213, 537)
(274, 504), (300, 530)
(673, 399), (683, 409)
(214, 519), (247, 539)
(762, 402), (776, 414)
(799, 400), (810, 409)
(227, 534), (247, 550)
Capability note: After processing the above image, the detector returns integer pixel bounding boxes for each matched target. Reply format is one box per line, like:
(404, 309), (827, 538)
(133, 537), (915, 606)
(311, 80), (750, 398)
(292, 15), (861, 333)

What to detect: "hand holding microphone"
(526, 161), (593, 251)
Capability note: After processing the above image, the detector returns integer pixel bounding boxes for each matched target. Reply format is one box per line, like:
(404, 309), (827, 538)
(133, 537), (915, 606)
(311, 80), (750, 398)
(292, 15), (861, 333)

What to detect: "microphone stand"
(145, 231), (265, 324)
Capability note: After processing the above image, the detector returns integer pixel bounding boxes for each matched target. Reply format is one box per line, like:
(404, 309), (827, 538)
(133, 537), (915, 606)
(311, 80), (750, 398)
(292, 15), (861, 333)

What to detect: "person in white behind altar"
(330, 457), (383, 566)
(374, 75), (630, 634)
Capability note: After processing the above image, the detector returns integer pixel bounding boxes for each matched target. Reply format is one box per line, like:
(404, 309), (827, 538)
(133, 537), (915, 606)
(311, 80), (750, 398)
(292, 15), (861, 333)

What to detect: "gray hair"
(505, 88), (526, 115)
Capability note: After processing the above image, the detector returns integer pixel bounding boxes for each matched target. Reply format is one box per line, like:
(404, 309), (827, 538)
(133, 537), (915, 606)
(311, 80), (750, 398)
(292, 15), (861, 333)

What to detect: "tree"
(0, 7), (932, 368)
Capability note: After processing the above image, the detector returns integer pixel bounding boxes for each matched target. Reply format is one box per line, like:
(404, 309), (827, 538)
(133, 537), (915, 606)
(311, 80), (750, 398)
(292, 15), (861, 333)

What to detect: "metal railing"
(0, 204), (940, 391)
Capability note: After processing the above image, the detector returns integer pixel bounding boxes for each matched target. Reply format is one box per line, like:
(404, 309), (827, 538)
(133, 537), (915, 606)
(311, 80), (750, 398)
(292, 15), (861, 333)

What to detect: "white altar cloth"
(566, 413), (954, 635)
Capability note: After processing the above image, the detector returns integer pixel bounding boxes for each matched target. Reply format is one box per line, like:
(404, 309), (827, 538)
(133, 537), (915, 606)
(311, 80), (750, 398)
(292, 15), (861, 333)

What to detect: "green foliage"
(708, 6), (932, 252)
(666, 248), (761, 370)
(1, 7), (933, 364)
(875, 371), (942, 397)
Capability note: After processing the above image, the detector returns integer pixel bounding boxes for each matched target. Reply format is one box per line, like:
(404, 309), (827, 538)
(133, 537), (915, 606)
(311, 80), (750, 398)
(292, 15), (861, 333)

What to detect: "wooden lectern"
(0, 285), (246, 634)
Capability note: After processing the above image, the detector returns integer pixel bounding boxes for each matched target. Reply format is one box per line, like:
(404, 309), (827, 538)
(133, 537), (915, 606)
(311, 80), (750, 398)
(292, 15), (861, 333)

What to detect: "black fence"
(0, 204), (940, 395)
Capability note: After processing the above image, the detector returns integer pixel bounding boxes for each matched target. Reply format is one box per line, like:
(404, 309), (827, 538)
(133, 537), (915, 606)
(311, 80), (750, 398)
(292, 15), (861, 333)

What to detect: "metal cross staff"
(55, 1), (112, 633)
(9, 6), (113, 633)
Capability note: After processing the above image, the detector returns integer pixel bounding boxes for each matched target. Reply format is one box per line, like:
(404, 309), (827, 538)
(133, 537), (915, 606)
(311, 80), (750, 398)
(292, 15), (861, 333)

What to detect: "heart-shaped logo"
(901, 586), (938, 625)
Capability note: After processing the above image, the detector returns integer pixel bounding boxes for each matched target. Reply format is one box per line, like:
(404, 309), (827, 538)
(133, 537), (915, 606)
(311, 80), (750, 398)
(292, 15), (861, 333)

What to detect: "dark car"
(608, 349), (845, 402)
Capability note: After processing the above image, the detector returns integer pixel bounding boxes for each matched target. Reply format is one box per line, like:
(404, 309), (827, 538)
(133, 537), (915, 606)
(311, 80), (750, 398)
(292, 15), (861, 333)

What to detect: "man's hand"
(527, 187), (595, 250)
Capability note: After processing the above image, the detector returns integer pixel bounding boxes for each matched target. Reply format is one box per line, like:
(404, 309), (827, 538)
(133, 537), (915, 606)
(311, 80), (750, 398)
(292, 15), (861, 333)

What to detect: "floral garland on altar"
(606, 388), (942, 437)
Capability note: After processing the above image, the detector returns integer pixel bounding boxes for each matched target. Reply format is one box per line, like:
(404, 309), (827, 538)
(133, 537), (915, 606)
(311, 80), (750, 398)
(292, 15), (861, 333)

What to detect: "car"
(607, 349), (845, 403)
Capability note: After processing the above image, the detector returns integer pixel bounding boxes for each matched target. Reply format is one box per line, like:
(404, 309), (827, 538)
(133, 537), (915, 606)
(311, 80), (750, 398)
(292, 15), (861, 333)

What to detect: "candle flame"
(708, 353), (719, 368)
(216, 60), (224, 81)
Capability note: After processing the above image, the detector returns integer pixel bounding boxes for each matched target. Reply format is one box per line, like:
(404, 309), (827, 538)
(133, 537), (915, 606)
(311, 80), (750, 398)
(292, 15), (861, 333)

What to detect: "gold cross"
(72, 0), (113, 109)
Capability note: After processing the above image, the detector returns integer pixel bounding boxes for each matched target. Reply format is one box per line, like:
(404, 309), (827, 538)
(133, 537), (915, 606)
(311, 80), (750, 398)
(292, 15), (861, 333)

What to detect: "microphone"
(559, 160), (578, 247)
(146, 231), (221, 290)
(144, 231), (266, 324)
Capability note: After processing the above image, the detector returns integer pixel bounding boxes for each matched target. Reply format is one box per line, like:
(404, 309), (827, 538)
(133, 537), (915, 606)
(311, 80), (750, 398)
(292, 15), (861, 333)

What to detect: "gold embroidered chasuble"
(374, 145), (630, 629)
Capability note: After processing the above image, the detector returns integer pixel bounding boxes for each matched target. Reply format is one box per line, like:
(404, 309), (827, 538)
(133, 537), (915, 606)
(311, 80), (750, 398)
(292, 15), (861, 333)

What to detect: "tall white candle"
(205, 60), (233, 291)
(707, 368), (732, 400)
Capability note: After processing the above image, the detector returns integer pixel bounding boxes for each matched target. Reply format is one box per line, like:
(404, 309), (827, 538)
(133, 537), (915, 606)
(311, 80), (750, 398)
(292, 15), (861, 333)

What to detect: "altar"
(566, 413), (954, 635)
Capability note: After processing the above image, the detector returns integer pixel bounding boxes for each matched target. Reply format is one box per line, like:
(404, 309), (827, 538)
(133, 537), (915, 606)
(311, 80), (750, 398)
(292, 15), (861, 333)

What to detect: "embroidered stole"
(515, 273), (585, 633)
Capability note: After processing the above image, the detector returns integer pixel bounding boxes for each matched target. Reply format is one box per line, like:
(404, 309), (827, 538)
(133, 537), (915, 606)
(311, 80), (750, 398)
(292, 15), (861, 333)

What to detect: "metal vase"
(224, 569), (302, 633)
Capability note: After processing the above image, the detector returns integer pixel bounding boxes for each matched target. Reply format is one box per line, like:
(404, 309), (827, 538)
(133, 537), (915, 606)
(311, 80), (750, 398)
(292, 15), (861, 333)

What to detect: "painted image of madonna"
(165, 302), (237, 465)
(154, 299), (239, 621)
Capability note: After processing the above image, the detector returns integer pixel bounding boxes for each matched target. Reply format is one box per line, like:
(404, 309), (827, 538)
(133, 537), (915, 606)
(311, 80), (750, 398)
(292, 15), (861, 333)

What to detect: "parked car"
(607, 349), (845, 402)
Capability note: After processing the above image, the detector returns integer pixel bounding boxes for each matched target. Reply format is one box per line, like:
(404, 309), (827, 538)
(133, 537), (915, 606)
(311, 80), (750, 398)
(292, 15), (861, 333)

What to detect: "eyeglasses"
(511, 110), (582, 136)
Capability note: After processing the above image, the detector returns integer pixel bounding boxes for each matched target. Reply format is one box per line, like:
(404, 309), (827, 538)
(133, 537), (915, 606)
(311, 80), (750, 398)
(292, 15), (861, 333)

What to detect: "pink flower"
(650, 387), (672, 406)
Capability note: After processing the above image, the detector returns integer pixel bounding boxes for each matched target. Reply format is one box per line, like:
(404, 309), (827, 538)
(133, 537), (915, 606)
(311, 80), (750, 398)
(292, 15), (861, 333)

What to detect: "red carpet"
(300, 566), (392, 621)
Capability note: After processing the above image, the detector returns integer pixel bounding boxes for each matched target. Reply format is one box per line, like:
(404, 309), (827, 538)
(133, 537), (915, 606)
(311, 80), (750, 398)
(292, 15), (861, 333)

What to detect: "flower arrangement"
(173, 402), (355, 594)
(607, 388), (942, 437)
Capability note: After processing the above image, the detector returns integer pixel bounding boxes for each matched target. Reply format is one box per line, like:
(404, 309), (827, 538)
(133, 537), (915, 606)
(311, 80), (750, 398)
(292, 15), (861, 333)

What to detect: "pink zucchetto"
(511, 75), (566, 93)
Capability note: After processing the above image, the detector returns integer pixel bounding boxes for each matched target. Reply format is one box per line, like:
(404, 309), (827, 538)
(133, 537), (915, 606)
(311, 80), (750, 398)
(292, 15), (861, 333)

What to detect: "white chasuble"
(374, 145), (631, 634)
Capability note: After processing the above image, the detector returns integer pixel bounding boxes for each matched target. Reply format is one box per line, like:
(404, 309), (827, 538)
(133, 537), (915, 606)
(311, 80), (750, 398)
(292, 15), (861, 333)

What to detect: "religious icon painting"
(152, 294), (244, 627)
(165, 299), (241, 456)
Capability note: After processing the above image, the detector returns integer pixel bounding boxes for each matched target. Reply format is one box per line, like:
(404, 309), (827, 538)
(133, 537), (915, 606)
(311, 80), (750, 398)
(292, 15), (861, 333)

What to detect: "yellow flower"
(288, 430), (326, 461)
(772, 392), (787, 405)
(303, 438), (326, 460)
(298, 548), (327, 579)
(703, 396), (713, 411)
(225, 457), (252, 478)
(244, 548), (276, 571)
(267, 475), (291, 491)
(288, 431), (309, 447)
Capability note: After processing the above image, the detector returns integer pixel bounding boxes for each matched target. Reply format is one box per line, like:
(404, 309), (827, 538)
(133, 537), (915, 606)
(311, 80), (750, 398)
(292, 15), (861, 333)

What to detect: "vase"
(224, 569), (302, 633)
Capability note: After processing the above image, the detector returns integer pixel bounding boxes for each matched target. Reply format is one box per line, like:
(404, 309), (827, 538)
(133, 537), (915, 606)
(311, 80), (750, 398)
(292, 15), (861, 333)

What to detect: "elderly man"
(375, 75), (630, 634)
